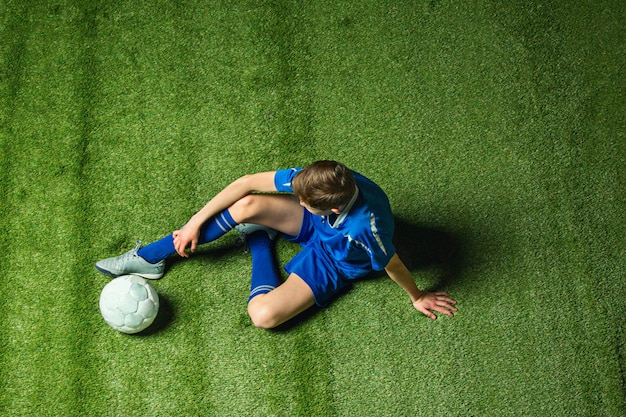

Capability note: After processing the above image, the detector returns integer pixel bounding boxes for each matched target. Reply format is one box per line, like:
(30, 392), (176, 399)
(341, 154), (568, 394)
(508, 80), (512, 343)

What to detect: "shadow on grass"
(392, 217), (465, 291)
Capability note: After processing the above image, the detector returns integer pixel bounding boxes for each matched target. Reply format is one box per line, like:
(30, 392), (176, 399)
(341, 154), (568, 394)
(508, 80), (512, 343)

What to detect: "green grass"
(1, 0), (624, 416)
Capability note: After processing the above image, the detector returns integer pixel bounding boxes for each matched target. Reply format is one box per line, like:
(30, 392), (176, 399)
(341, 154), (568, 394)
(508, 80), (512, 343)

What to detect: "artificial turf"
(1, 0), (624, 416)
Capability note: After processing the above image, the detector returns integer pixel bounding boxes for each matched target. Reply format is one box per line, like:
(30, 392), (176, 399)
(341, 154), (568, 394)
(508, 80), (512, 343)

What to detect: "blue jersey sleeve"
(352, 173), (397, 271)
(366, 227), (396, 271)
(354, 212), (396, 271)
(273, 168), (302, 193)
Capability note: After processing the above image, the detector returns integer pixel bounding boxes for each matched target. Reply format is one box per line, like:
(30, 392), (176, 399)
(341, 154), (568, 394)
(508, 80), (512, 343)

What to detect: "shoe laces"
(117, 241), (142, 263)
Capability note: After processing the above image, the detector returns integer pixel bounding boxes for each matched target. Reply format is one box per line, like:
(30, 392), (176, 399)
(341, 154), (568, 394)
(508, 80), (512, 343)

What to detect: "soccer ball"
(99, 275), (159, 334)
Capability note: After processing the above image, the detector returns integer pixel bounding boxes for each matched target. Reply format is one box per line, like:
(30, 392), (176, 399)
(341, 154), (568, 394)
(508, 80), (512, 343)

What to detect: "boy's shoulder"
(346, 179), (394, 232)
(273, 168), (302, 192)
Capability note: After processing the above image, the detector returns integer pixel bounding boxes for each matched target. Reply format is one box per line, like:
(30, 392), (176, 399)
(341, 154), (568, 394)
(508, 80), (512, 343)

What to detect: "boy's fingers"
(438, 299), (458, 310)
(175, 240), (188, 258)
(434, 293), (457, 305)
(434, 306), (455, 317)
(416, 305), (436, 320)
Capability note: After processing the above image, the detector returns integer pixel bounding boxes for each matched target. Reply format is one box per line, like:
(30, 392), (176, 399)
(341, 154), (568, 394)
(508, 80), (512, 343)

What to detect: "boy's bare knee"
(230, 194), (260, 222)
(247, 300), (280, 329)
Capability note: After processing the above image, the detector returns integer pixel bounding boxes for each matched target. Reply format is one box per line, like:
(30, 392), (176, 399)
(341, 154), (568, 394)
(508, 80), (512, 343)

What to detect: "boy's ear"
(331, 207), (342, 215)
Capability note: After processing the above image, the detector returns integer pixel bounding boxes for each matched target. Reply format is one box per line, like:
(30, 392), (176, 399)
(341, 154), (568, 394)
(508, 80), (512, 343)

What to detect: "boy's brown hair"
(292, 160), (356, 210)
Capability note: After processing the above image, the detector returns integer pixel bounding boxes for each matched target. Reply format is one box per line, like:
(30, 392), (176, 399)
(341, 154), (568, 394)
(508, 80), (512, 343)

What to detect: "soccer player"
(95, 160), (457, 328)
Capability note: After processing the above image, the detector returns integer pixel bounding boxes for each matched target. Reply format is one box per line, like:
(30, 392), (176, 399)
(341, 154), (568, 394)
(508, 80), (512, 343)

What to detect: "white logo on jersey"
(370, 213), (388, 256)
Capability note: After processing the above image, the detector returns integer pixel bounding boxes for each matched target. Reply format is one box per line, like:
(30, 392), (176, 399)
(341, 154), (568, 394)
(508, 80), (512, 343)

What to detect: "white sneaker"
(95, 242), (165, 280)
(235, 223), (278, 240)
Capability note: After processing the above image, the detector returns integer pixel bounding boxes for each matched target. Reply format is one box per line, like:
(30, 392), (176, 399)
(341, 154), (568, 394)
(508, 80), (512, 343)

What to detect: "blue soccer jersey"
(274, 168), (396, 278)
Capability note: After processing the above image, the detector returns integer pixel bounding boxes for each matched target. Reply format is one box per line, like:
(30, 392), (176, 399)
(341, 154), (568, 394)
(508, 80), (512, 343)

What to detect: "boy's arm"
(384, 253), (457, 320)
(173, 171), (277, 257)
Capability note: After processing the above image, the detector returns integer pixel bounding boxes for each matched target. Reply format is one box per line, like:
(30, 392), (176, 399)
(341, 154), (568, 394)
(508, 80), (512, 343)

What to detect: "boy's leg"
(247, 273), (315, 329)
(228, 194), (303, 237)
(143, 193), (303, 262)
(95, 194), (303, 278)
(238, 200), (314, 328)
(248, 223), (348, 327)
(95, 209), (239, 278)
(138, 209), (238, 263)
(245, 230), (281, 302)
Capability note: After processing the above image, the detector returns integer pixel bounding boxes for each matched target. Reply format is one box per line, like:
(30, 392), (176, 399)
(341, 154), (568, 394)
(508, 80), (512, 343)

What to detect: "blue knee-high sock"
(138, 209), (238, 263)
(247, 232), (281, 302)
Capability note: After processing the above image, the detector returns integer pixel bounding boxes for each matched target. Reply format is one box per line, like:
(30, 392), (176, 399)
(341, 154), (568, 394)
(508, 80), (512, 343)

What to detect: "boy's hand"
(412, 292), (457, 320)
(172, 226), (199, 258)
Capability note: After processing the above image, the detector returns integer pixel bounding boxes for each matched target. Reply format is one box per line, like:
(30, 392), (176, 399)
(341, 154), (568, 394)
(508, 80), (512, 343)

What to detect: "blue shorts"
(283, 210), (352, 307)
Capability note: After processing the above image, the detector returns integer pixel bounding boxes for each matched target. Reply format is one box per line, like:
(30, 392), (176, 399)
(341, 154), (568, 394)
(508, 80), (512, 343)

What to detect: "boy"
(96, 160), (457, 328)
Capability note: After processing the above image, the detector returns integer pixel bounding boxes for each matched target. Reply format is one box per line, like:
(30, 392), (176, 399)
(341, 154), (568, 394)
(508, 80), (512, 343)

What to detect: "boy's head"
(292, 160), (356, 212)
